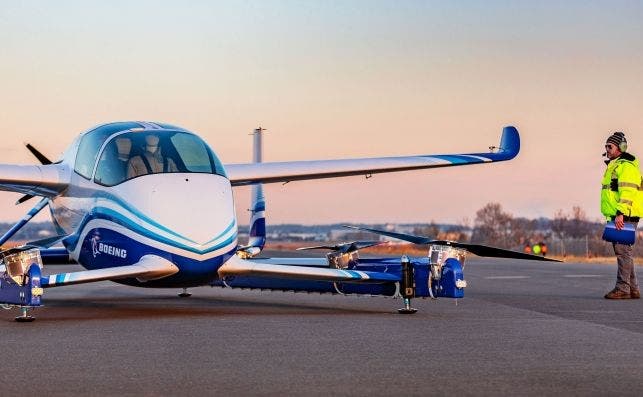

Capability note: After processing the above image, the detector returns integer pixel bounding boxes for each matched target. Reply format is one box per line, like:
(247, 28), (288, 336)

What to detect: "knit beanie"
(606, 131), (626, 150)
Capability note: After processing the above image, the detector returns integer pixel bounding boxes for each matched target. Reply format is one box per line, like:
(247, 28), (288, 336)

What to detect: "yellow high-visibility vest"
(600, 154), (642, 219)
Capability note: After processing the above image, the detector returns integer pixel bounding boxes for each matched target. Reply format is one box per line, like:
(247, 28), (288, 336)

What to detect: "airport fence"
(547, 235), (643, 258)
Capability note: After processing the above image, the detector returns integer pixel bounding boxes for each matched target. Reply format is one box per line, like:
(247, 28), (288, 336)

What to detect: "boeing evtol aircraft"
(0, 121), (555, 321)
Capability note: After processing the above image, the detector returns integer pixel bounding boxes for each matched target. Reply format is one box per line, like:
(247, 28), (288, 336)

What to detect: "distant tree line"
(0, 221), (57, 242)
(465, 202), (641, 258)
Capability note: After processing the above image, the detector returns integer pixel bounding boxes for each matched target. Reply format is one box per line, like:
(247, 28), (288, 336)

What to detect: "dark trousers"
(613, 242), (639, 292)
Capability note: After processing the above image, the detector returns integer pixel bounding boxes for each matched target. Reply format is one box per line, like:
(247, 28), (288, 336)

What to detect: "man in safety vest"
(601, 132), (642, 299)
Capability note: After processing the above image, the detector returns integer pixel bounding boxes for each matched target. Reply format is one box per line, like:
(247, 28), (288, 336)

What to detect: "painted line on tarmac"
(562, 274), (603, 278)
(484, 276), (530, 280)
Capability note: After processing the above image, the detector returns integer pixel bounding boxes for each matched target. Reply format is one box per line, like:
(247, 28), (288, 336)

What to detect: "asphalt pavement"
(0, 255), (641, 396)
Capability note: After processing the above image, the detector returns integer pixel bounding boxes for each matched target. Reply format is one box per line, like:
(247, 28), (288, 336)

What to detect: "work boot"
(604, 288), (631, 299)
(631, 290), (641, 299)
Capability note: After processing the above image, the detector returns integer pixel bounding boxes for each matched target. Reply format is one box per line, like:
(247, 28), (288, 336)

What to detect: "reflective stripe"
(618, 182), (641, 189)
(619, 199), (633, 205)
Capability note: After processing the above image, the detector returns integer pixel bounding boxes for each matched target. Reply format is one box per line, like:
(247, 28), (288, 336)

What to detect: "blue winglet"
(462, 125), (520, 162)
(497, 126), (520, 160)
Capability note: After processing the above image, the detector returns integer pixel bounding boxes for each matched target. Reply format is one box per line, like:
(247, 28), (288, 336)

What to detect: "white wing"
(224, 126), (519, 186)
(218, 255), (398, 283)
(41, 255), (178, 288)
(0, 163), (70, 197)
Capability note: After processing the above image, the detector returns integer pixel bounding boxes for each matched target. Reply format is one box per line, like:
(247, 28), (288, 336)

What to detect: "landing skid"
(15, 307), (35, 322)
(397, 298), (417, 314)
(178, 288), (192, 298)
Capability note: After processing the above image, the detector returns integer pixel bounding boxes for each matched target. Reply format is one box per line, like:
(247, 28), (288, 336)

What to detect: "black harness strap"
(140, 154), (153, 174)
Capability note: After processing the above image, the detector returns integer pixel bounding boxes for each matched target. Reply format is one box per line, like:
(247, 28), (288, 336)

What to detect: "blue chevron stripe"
(93, 205), (236, 248)
(202, 220), (237, 245)
(94, 192), (197, 243)
(94, 207), (236, 252)
(64, 209), (237, 255)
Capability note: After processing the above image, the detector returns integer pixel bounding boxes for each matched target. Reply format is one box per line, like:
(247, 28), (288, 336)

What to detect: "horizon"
(0, 209), (606, 230)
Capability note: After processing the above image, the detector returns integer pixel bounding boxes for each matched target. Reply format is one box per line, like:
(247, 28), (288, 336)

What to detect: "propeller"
(16, 144), (55, 205)
(26, 234), (68, 249)
(297, 240), (384, 254)
(343, 225), (561, 262)
(25, 143), (53, 165)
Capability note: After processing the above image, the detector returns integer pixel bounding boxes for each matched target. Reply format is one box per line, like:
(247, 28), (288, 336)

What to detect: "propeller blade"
(26, 234), (68, 249)
(345, 225), (561, 262)
(296, 245), (336, 251)
(429, 240), (561, 262)
(343, 225), (435, 245)
(297, 240), (384, 253)
(16, 194), (35, 205)
(25, 143), (53, 165)
(340, 241), (384, 253)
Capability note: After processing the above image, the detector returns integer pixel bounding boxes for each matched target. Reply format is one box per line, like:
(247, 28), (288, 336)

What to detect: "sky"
(1, 1), (642, 226)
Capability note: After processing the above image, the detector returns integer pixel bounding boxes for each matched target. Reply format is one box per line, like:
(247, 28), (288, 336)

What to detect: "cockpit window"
(74, 122), (141, 179)
(94, 130), (226, 186)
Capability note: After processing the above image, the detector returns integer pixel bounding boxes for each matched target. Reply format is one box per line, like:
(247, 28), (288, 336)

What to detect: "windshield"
(94, 131), (226, 186)
(74, 122), (142, 179)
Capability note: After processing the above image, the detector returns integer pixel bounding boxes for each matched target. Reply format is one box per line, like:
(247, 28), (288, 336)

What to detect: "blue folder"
(602, 221), (636, 245)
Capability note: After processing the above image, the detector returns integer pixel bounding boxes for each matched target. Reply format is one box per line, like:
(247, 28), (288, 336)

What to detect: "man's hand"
(615, 214), (625, 230)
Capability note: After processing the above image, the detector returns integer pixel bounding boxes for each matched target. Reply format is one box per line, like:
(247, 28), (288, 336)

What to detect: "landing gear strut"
(178, 288), (192, 298)
(397, 255), (417, 314)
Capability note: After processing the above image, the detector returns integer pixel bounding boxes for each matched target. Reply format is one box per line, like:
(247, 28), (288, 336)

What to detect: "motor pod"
(236, 246), (261, 259)
(428, 244), (467, 270)
(3, 248), (43, 285)
(425, 244), (467, 298)
(326, 250), (360, 269)
(433, 258), (466, 298)
(0, 262), (43, 306)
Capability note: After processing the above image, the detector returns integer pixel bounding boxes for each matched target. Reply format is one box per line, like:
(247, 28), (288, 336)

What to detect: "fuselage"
(48, 122), (238, 287)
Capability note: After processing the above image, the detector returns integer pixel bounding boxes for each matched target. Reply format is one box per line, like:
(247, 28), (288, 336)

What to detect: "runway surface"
(0, 254), (641, 396)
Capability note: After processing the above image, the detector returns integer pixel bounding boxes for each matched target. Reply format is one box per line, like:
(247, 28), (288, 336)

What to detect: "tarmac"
(0, 254), (641, 396)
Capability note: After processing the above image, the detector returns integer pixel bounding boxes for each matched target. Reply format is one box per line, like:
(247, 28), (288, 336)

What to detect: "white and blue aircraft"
(0, 121), (554, 321)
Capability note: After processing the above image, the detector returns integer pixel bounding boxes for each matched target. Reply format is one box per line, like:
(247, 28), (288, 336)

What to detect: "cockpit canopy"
(73, 122), (226, 186)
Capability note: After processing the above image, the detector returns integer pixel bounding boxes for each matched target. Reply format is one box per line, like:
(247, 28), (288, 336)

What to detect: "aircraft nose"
(146, 174), (236, 245)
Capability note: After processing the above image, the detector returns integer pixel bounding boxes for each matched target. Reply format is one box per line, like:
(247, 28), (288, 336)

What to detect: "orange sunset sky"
(1, 1), (642, 225)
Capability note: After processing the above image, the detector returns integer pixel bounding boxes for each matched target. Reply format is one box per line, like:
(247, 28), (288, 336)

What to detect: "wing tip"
(499, 125), (520, 158)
